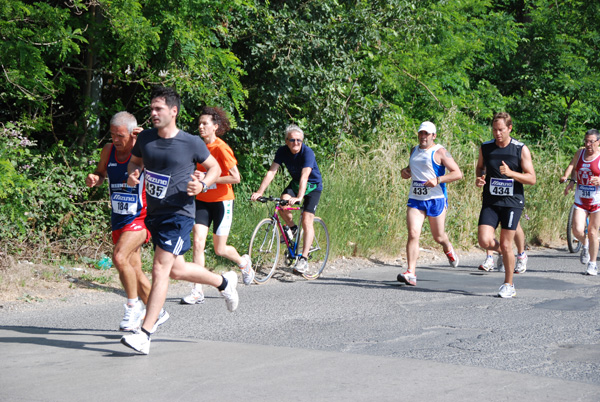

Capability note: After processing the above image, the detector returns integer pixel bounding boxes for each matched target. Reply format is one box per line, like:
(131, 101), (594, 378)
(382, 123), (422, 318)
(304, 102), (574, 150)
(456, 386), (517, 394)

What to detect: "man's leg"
(170, 256), (239, 311)
(113, 229), (151, 303)
(140, 247), (176, 333)
(478, 224), (500, 253)
(279, 194), (296, 227)
(428, 208), (452, 253)
(299, 212), (315, 259)
(515, 222), (525, 254)
(213, 234), (244, 265)
(192, 224), (209, 267)
(571, 207), (589, 244)
(586, 211), (600, 264)
(406, 207), (426, 273)
(499, 228), (517, 285)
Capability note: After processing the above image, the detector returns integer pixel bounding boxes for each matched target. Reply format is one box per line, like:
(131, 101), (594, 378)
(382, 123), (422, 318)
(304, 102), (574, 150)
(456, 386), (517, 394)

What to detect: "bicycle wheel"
(567, 204), (581, 253)
(297, 217), (330, 280)
(248, 218), (280, 284)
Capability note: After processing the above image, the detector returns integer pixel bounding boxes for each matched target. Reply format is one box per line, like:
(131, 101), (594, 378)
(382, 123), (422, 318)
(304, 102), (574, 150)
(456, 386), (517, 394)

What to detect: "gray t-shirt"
(132, 128), (210, 218)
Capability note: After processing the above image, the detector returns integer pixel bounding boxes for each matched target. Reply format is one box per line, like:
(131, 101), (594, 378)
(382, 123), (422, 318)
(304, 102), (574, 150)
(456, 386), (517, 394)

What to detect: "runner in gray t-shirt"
(121, 87), (241, 355)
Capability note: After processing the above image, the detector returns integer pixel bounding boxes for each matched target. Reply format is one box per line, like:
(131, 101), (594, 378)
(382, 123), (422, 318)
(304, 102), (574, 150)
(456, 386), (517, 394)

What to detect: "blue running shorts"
(145, 214), (194, 255)
(407, 198), (448, 217)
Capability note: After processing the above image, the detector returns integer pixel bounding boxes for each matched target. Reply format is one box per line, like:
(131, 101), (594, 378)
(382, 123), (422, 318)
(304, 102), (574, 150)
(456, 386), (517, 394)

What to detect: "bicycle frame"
(271, 201), (303, 259)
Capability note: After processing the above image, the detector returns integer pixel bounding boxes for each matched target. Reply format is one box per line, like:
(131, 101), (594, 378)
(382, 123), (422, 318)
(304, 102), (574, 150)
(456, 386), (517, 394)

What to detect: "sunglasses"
(287, 139), (302, 143)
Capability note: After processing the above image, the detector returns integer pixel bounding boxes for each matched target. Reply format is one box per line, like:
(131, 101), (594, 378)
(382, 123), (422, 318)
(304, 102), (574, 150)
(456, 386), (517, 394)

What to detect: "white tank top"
(408, 144), (447, 201)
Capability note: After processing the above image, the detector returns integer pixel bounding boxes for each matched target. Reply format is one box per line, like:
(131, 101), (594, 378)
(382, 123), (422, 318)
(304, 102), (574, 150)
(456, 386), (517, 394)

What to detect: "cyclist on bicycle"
(250, 124), (322, 274)
(560, 128), (600, 276)
(398, 121), (463, 287)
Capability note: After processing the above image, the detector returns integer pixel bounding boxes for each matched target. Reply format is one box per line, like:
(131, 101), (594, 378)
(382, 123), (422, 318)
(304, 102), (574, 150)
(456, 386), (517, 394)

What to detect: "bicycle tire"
(248, 218), (280, 284)
(567, 204), (581, 253)
(297, 217), (330, 280)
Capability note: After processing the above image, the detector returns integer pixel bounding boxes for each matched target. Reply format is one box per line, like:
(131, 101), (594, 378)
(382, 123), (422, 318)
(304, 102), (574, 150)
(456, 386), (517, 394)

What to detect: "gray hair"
(285, 124), (304, 139)
(586, 129), (600, 141)
(110, 111), (137, 134)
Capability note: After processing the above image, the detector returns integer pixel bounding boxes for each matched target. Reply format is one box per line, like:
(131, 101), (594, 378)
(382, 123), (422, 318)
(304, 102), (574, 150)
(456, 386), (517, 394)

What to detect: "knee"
(214, 245), (227, 257)
(478, 238), (494, 250)
(432, 233), (447, 244)
(112, 250), (127, 270)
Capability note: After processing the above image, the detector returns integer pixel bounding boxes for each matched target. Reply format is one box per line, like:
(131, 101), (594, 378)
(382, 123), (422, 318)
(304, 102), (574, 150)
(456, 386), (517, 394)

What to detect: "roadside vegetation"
(1, 1), (597, 298)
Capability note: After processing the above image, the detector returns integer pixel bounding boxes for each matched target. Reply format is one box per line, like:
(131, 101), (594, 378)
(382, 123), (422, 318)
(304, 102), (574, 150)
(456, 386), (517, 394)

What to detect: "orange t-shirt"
(196, 137), (237, 202)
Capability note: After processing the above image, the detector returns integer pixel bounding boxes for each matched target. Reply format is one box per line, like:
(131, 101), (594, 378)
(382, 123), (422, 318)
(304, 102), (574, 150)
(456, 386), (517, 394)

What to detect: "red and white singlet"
(575, 150), (600, 212)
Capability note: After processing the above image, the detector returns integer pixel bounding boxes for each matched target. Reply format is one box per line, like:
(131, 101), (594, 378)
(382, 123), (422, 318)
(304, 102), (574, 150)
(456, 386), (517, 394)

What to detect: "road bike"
(248, 196), (330, 284)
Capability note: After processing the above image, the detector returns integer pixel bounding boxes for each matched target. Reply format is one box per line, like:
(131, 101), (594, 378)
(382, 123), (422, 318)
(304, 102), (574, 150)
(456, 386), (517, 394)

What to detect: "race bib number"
(577, 184), (596, 199)
(490, 177), (514, 196)
(206, 182), (217, 191)
(411, 181), (429, 196)
(111, 193), (138, 215)
(145, 170), (170, 199)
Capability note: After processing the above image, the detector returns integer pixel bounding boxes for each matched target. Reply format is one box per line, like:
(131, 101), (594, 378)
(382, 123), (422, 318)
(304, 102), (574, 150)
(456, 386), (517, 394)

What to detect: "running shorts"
(195, 200), (234, 236)
(145, 214), (194, 255)
(111, 215), (150, 245)
(478, 205), (522, 231)
(407, 198), (448, 218)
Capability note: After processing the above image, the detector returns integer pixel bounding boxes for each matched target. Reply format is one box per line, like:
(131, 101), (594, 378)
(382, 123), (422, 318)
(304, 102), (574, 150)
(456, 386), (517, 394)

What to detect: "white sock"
(127, 298), (138, 306)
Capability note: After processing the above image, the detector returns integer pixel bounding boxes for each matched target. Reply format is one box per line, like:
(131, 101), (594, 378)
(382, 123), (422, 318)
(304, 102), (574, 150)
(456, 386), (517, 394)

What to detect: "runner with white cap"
(397, 121), (463, 287)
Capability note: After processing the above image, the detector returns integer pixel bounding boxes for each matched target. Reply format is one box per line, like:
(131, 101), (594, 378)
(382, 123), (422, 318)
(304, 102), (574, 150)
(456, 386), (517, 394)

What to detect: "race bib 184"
(145, 170), (171, 199)
(111, 193), (138, 215)
(490, 177), (514, 196)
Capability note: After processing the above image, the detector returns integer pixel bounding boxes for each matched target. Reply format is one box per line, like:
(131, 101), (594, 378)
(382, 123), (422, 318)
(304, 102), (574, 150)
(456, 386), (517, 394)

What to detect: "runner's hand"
(476, 174), (486, 188)
(499, 161), (512, 177)
(193, 170), (206, 181)
(400, 167), (411, 179)
(85, 173), (99, 187)
(128, 169), (140, 186)
(187, 174), (203, 196)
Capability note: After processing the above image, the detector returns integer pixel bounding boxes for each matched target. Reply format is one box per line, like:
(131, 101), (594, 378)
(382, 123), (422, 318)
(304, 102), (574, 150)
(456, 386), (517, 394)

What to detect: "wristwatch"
(200, 181), (208, 193)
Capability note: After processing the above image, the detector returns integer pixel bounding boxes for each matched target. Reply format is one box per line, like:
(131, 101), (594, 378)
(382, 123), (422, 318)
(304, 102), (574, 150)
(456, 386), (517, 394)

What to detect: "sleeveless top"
(408, 143), (447, 201)
(106, 145), (146, 231)
(481, 138), (525, 209)
(575, 150), (600, 207)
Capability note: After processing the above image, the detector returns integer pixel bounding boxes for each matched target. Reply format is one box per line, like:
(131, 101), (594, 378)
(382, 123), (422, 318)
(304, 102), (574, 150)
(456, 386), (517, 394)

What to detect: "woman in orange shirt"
(180, 106), (254, 304)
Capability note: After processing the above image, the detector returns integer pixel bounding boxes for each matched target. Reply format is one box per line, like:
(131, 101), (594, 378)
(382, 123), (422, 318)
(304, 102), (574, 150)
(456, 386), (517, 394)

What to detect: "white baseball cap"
(418, 121), (436, 134)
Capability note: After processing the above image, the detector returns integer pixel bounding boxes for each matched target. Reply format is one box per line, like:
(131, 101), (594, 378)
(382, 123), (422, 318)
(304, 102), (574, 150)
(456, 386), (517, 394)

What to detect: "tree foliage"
(1, 0), (599, 254)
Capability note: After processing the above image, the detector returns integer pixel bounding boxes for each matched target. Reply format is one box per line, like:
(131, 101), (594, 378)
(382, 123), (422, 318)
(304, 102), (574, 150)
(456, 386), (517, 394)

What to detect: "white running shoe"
(586, 262), (598, 276)
(479, 256), (494, 272)
(220, 271), (239, 312)
(580, 246), (590, 265)
(514, 254), (528, 274)
(180, 287), (205, 305)
(497, 255), (505, 273)
(121, 330), (150, 355)
(397, 271), (417, 286)
(119, 301), (144, 332)
(150, 309), (170, 333)
(293, 257), (308, 274)
(239, 254), (255, 285)
(445, 248), (459, 267)
(498, 283), (516, 298)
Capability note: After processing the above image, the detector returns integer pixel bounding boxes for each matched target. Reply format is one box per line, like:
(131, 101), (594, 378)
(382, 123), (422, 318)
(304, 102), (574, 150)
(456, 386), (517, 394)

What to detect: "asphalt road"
(1, 247), (599, 401)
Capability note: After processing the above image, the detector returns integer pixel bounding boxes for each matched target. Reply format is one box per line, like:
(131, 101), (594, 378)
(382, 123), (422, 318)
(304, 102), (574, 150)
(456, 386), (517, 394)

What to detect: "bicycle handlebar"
(254, 196), (289, 206)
